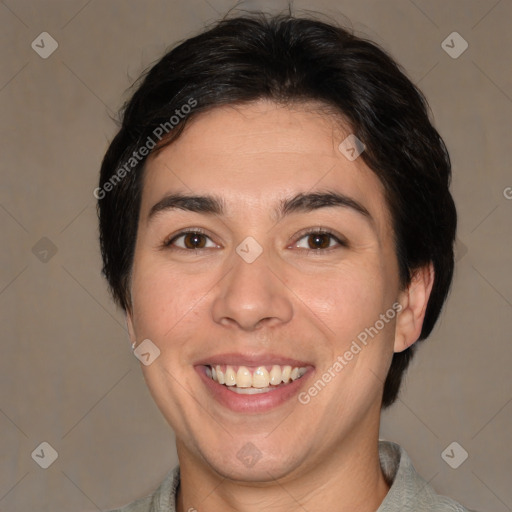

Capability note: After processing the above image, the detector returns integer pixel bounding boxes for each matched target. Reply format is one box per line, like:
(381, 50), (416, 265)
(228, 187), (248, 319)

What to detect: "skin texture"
(126, 100), (434, 512)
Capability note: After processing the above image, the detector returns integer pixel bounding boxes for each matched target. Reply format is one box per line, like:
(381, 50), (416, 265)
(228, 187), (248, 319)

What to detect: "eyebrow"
(147, 190), (372, 225)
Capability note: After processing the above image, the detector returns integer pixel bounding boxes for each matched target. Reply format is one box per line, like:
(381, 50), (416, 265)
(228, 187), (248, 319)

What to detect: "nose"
(211, 249), (294, 331)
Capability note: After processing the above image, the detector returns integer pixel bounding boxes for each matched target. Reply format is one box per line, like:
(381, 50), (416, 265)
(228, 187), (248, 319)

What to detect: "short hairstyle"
(98, 13), (457, 408)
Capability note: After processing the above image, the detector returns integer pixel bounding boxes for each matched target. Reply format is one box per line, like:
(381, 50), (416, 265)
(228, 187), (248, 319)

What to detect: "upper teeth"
(207, 364), (307, 388)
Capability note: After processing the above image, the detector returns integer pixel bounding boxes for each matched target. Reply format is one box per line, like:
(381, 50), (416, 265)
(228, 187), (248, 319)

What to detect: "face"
(127, 100), (404, 482)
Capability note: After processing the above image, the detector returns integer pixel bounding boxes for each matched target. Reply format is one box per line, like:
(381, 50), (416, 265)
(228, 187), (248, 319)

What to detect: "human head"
(98, 13), (456, 410)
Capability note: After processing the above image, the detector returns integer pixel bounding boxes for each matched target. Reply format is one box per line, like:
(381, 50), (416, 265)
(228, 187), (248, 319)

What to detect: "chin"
(197, 439), (305, 483)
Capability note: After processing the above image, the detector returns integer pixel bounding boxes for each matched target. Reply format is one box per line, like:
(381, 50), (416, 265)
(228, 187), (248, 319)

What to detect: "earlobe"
(394, 263), (435, 353)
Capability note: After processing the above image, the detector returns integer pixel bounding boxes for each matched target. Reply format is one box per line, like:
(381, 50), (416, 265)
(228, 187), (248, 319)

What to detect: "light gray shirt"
(107, 440), (476, 511)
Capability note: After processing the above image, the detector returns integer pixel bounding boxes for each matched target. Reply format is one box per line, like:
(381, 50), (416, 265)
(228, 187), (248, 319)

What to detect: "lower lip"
(196, 366), (312, 413)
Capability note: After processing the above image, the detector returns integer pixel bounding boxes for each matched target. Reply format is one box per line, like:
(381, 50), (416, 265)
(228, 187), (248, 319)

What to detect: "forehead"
(141, 100), (391, 231)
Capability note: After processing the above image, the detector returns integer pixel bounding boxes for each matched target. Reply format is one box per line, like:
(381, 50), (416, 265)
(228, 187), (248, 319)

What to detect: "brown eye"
(307, 233), (332, 249)
(182, 232), (207, 249)
(293, 230), (345, 251)
(165, 231), (217, 250)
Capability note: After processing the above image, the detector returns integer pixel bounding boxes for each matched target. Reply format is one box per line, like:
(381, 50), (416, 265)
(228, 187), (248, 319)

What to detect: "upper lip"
(194, 352), (313, 368)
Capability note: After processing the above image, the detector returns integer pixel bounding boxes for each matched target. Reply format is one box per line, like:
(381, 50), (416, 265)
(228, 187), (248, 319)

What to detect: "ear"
(394, 263), (435, 353)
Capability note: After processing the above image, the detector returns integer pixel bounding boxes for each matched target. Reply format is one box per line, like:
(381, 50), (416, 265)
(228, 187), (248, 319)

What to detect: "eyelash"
(162, 227), (348, 253)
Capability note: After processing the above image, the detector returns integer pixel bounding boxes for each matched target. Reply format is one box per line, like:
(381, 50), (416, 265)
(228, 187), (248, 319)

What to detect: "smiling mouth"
(205, 364), (308, 394)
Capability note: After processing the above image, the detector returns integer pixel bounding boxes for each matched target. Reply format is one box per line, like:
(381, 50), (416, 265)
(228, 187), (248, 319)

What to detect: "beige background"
(1, 0), (511, 511)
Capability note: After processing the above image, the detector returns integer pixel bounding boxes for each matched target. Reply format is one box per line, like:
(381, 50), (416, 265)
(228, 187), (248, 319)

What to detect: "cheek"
(129, 258), (209, 342)
(289, 259), (389, 331)
(287, 259), (398, 390)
